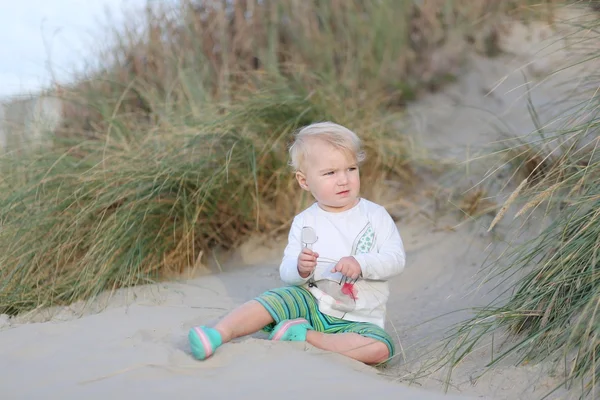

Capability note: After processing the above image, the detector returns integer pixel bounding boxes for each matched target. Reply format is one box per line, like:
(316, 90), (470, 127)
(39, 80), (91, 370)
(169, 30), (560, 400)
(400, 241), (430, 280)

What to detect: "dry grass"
(0, 0), (564, 315)
(0, 78), (414, 315)
(54, 0), (560, 137)
(423, 6), (600, 398)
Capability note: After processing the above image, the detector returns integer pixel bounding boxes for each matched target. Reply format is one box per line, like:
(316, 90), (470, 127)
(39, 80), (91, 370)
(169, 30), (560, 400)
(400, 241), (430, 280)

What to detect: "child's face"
(296, 139), (361, 212)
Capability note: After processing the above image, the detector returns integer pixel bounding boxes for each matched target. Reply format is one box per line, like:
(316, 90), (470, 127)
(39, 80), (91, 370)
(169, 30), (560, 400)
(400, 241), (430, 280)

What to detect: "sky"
(0, 0), (156, 99)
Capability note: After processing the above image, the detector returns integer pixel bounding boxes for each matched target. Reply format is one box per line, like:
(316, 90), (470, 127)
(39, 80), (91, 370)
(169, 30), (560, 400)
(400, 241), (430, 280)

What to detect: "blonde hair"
(288, 121), (366, 171)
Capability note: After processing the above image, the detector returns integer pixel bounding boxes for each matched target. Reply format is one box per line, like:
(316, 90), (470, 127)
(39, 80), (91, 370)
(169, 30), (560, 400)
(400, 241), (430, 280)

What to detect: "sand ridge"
(0, 6), (597, 400)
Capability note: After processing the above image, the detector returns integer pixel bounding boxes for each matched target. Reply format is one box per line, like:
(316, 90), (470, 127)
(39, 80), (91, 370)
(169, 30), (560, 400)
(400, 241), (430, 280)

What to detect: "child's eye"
(348, 167), (357, 171)
(323, 171), (334, 176)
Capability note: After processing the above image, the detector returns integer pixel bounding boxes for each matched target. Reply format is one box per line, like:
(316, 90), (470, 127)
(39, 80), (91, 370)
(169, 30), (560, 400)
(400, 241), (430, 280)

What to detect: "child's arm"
(279, 215), (312, 286)
(352, 207), (406, 281)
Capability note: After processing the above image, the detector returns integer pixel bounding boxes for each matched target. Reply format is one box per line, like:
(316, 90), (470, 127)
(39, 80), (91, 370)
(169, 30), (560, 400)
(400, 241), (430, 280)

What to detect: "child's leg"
(189, 299), (273, 360)
(251, 286), (395, 365)
(305, 331), (389, 365)
(213, 299), (273, 343)
(189, 286), (313, 360)
(219, 285), (319, 341)
(291, 312), (396, 366)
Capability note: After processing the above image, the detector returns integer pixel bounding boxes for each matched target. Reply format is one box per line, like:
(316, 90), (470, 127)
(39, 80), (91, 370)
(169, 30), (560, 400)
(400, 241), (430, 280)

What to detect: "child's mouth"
(337, 190), (350, 196)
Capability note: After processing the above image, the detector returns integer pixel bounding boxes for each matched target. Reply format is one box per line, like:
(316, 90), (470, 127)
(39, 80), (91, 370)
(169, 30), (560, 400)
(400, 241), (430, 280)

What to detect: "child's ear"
(295, 171), (310, 191)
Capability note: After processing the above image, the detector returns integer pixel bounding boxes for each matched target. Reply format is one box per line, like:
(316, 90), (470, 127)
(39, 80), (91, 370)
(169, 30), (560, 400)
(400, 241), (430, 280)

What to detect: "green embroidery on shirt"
(353, 224), (375, 255)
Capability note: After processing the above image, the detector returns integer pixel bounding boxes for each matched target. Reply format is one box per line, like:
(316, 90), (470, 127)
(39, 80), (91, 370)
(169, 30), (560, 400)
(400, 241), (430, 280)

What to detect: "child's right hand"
(297, 248), (319, 278)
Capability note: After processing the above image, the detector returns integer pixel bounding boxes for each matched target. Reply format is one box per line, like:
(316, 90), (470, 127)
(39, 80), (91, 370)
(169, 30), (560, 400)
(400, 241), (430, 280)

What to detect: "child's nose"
(337, 172), (349, 184)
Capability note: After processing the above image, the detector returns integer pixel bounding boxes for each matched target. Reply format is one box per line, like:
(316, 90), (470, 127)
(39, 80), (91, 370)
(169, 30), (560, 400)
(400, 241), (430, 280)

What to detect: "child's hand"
(331, 257), (362, 280)
(298, 248), (319, 278)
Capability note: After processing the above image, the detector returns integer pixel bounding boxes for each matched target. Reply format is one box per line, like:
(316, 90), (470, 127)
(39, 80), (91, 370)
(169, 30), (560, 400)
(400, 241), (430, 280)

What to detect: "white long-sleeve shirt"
(279, 198), (406, 328)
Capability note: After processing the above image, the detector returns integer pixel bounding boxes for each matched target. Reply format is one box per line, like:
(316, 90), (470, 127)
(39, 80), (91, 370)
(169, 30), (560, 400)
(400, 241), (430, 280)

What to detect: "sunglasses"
(301, 226), (358, 288)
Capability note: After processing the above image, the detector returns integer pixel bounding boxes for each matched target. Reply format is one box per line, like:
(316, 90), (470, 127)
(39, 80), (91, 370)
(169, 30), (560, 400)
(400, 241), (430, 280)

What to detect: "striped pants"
(254, 285), (395, 360)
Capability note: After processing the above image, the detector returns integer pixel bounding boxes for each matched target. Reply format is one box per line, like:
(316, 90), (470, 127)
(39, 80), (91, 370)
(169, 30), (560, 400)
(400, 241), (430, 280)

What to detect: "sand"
(0, 271), (474, 400)
(0, 6), (597, 400)
(0, 214), (568, 400)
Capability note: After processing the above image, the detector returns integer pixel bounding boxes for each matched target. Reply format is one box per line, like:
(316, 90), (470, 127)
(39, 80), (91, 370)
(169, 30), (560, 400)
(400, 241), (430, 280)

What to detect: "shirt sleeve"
(279, 214), (311, 286)
(352, 206), (406, 281)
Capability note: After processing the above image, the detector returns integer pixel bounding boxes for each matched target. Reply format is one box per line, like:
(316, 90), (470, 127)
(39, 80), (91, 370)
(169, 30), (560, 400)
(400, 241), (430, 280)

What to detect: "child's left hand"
(331, 256), (362, 280)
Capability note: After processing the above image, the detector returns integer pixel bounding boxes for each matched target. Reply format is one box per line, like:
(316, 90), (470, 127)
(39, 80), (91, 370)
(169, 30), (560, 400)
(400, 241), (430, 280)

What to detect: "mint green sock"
(269, 318), (314, 341)
(189, 326), (222, 360)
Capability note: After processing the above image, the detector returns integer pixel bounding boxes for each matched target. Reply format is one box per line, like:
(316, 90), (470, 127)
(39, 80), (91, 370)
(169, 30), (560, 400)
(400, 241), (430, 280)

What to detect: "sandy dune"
(1, 6), (597, 400)
(0, 269), (475, 400)
(0, 213), (569, 399)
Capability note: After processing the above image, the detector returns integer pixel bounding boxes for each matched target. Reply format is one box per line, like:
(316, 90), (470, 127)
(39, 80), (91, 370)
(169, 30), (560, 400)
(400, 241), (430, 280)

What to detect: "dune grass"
(0, 77), (414, 315)
(0, 0), (564, 316)
(427, 8), (600, 399)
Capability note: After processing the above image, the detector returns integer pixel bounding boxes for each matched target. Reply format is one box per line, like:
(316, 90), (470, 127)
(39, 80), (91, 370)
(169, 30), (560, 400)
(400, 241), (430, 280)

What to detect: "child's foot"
(269, 318), (313, 341)
(188, 326), (223, 360)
